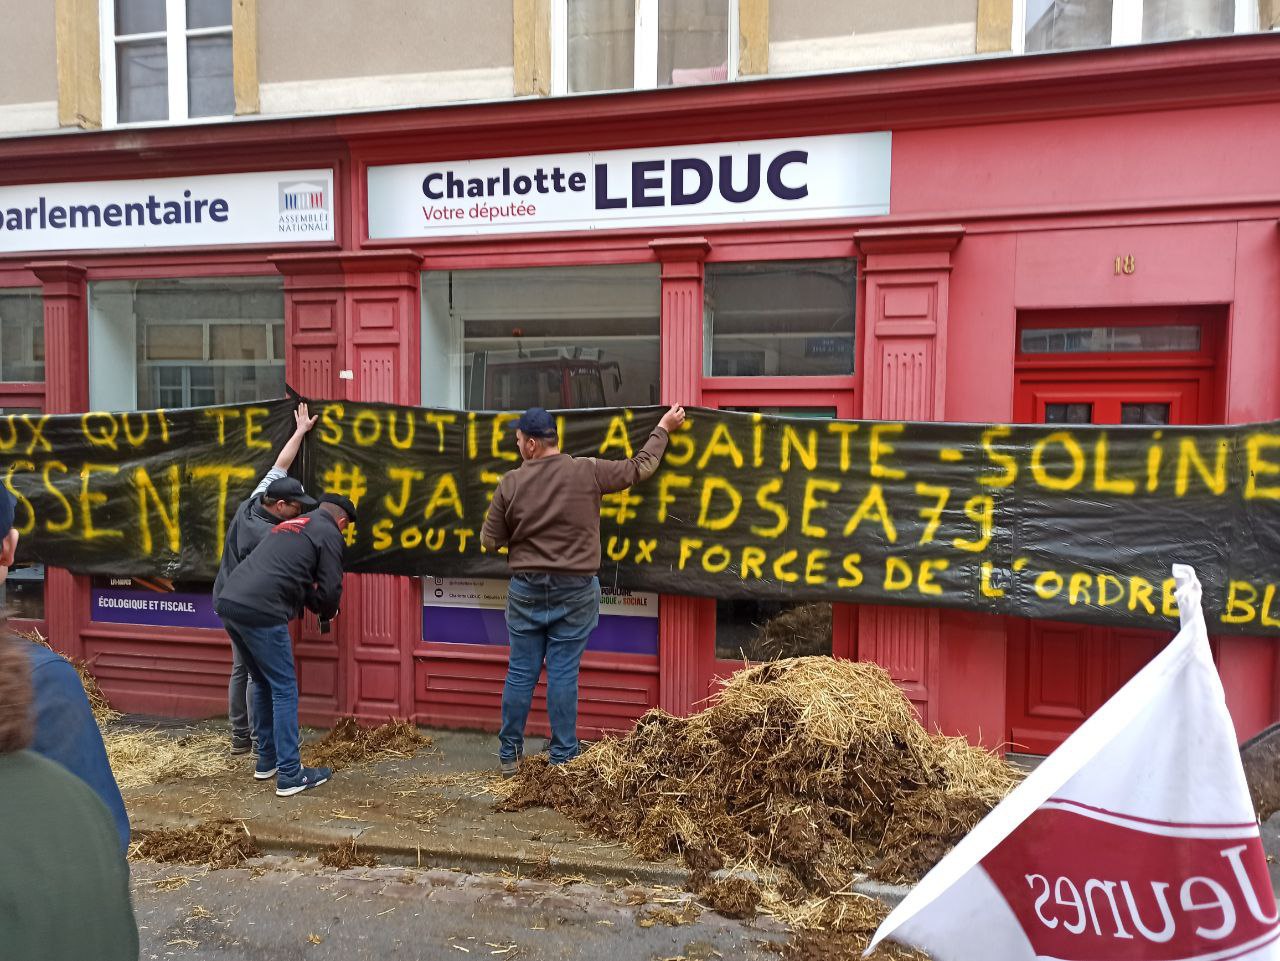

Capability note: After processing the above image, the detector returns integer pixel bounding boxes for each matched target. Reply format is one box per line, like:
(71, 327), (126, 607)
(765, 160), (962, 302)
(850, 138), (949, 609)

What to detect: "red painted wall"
(0, 36), (1276, 746)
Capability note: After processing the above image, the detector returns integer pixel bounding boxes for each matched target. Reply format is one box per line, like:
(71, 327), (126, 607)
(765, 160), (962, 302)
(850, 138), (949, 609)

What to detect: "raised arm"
(273, 402), (319, 473)
(592, 406), (685, 494)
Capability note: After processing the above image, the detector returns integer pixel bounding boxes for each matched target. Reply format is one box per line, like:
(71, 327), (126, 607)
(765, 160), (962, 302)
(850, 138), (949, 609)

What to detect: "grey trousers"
(227, 625), (257, 745)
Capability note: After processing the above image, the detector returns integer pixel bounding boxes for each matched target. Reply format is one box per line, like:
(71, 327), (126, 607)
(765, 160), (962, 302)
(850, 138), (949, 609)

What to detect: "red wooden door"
(1006, 378), (1204, 754)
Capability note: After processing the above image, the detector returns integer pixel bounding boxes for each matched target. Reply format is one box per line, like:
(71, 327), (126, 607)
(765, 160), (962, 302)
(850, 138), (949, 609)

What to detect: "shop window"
(421, 265), (661, 411)
(1022, 0), (1251, 52)
(102, 0), (234, 125)
(555, 0), (736, 94)
(0, 403), (44, 620)
(714, 406), (836, 661)
(0, 290), (44, 383)
(87, 276), (285, 411)
(704, 260), (856, 378)
(86, 277), (282, 629)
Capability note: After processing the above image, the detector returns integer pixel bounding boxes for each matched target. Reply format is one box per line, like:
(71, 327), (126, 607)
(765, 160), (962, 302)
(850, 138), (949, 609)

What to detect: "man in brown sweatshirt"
(482, 404), (685, 775)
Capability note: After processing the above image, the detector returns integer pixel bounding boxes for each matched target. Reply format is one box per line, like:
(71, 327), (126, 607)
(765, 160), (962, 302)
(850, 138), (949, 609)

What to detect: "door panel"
(1008, 371), (1207, 754)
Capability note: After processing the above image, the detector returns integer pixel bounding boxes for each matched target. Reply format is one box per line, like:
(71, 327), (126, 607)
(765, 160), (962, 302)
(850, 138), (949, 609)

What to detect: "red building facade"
(1, 35), (1279, 752)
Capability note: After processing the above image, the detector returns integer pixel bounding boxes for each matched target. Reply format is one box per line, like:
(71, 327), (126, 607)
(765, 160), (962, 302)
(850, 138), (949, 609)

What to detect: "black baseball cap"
(515, 407), (557, 439)
(264, 476), (318, 510)
(319, 493), (358, 523)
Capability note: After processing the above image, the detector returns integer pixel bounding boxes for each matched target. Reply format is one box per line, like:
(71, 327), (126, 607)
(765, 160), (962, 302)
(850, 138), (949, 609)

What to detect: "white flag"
(868, 565), (1279, 961)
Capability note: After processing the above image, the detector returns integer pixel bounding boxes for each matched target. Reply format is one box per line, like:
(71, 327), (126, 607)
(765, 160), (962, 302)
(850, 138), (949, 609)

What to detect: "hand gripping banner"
(5, 397), (1280, 636)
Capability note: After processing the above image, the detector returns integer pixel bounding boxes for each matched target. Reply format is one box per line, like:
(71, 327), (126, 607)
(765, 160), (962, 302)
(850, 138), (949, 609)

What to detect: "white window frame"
(100, 0), (234, 127)
(1012, 0), (1259, 53)
(551, 0), (739, 95)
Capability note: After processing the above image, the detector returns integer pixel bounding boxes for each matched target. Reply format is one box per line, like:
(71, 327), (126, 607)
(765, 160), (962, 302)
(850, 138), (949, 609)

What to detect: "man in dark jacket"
(0, 487), (131, 855)
(28, 643), (130, 855)
(214, 493), (355, 797)
(214, 402), (317, 755)
(0, 636), (138, 960)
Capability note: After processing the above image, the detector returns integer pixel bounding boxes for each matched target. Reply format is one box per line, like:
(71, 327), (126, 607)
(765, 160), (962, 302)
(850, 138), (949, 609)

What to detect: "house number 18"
(1114, 254), (1136, 275)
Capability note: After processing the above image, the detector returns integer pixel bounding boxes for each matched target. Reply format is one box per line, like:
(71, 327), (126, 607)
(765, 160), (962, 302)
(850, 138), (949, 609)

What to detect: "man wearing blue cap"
(482, 404), (685, 775)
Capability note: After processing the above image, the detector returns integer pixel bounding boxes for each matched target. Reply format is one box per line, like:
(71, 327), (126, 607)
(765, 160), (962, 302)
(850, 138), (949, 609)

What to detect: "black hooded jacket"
(214, 510), (345, 625)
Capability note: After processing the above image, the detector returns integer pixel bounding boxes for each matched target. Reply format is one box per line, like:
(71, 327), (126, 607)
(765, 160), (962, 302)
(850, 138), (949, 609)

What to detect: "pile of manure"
(499, 656), (1019, 934)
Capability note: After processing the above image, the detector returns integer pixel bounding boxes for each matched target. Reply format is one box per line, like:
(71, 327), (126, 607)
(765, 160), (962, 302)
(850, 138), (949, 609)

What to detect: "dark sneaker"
(253, 762), (278, 781)
(230, 737), (252, 756)
(276, 766), (332, 797)
(499, 751), (523, 778)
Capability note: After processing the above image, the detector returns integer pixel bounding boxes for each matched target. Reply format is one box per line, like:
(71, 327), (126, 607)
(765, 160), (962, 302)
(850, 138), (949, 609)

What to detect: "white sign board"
(367, 133), (890, 238)
(0, 168), (335, 252)
(423, 576), (658, 618)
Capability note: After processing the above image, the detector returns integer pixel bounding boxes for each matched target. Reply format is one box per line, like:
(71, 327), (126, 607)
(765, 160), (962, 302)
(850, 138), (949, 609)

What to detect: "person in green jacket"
(0, 540), (138, 958)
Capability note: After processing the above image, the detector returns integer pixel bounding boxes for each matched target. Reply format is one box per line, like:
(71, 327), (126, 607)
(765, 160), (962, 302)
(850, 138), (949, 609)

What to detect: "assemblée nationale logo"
(277, 180), (331, 234)
(981, 798), (1280, 960)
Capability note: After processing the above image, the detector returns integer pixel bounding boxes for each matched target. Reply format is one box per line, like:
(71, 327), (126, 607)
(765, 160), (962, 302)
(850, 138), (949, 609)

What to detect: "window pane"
(1044, 402), (1093, 424)
(90, 277), (284, 409)
(118, 39), (168, 123)
(186, 0), (232, 28)
(210, 324), (269, 360)
(271, 323), (285, 360)
(1025, 0), (1114, 52)
(0, 289), (44, 382)
(188, 34), (234, 117)
(145, 324), (204, 360)
(4, 562), (45, 620)
(1121, 402), (1171, 425)
(1020, 325), (1201, 354)
(724, 406), (838, 418)
(422, 266), (660, 411)
(705, 260), (856, 377)
(567, 0), (635, 93)
(717, 600), (833, 661)
(116, 0), (166, 34)
(1143, 0), (1233, 40)
(659, 0), (729, 87)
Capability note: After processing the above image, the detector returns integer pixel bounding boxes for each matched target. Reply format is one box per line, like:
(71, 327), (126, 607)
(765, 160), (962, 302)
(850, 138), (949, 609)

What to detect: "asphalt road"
(131, 857), (787, 961)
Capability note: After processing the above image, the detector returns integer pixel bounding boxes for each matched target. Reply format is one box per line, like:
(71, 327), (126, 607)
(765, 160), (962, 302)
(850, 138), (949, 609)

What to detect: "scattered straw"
(499, 655), (1019, 946)
(104, 730), (232, 789)
(317, 838), (379, 869)
(134, 817), (260, 869)
(301, 718), (432, 771)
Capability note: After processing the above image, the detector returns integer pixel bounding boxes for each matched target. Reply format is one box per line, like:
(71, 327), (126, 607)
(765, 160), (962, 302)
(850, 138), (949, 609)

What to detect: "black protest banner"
(303, 400), (1280, 636)
(4, 397), (1280, 636)
(2, 400), (295, 579)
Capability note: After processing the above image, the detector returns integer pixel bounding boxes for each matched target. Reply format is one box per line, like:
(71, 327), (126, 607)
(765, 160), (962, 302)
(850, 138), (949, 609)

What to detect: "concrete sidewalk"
(123, 723), (689, 887)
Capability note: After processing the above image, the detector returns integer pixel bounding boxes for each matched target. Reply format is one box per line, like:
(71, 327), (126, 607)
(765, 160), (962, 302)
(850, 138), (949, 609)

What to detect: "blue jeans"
(226, 624), (256, 745)
(220, 618), (301, 781)
(500, 573), (600, 765)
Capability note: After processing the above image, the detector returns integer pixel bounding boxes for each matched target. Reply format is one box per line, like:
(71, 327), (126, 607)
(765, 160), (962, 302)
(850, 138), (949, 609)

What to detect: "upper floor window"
(101, 0), (234, 125)
(1020, 0), (1256, 52)
(553, 0), (737, 94)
